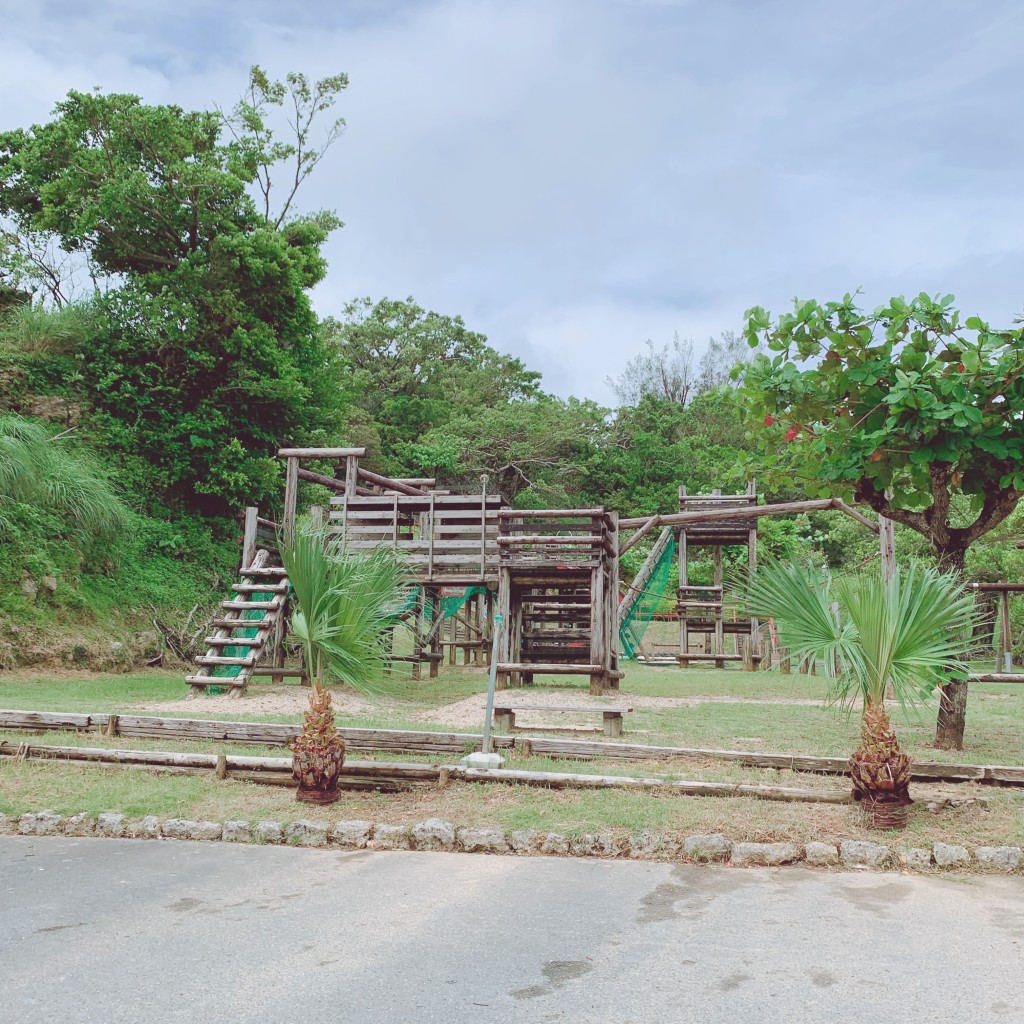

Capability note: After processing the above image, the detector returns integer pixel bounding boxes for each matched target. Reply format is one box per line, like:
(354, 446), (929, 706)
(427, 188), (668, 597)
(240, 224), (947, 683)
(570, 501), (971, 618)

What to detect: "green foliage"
(409, 395), (606, 504)
(580, 390), (750, 516)
(741, 293), (1024, 566)
(0, 413), (127, 544)
(326, 296), (542, 474)
(278, 519), (408, 693)
(737, 561), (977, 713)
(0, 71), (349, 510)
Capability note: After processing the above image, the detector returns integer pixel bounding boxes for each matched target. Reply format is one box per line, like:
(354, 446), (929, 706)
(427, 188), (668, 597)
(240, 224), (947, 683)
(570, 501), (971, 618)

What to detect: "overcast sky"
(4, 0), (1024, 403)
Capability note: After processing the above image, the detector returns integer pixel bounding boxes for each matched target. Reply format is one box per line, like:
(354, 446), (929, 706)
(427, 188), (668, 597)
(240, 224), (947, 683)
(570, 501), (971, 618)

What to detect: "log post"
(242, 507), (258, 570)
(344, 455), (359, 497)
(879, 513), (896, 583)
(429, 590), (442, 679)
(742, 636), (754, 672)
(779, 647), (791, 674)
(283, 456), (299, 539)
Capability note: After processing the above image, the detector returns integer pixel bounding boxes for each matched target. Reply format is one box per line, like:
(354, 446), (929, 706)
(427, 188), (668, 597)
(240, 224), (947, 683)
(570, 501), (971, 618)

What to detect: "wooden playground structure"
(183, 447), (1022, 698)
(185, 448), (622, 696)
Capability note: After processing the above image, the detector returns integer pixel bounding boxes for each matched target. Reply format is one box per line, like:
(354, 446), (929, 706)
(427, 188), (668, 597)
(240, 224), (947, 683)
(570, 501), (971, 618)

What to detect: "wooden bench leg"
(493, 710), (515, 732)
(603, 712), (623, 738)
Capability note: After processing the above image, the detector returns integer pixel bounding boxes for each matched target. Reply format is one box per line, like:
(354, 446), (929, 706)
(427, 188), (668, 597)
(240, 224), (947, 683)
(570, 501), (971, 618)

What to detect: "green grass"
(2, 661), (1022, 856)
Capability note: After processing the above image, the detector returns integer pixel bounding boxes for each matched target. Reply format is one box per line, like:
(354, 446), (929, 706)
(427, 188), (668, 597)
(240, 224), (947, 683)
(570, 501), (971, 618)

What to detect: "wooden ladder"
(185, 549), (292, 697)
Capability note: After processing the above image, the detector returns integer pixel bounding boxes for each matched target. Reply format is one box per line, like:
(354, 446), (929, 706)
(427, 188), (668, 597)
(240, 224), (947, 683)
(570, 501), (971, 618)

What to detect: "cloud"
(4, 0), (1024, 404)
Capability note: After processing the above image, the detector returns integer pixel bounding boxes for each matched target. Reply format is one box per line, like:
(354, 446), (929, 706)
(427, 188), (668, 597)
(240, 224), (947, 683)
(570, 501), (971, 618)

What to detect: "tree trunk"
(934, 545), (968, 750)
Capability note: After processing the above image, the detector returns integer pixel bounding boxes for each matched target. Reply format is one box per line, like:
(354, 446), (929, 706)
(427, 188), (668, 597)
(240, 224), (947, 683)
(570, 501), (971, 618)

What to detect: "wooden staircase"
(185, 550), (294, 697)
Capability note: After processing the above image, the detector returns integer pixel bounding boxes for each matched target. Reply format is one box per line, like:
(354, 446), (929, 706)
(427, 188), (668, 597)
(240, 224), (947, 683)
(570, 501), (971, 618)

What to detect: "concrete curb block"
(6, 810), (1023, 873)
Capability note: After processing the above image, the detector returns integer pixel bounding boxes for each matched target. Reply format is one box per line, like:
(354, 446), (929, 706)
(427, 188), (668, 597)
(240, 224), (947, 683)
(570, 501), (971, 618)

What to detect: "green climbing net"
(619, 534), (676, 659)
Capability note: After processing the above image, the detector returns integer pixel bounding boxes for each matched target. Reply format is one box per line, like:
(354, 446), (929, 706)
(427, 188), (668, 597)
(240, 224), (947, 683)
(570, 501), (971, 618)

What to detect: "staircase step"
(195, 654), (258, 667)
(232, 581), (289, 594)
(204, 636), (266, 648)
(185, 675), (246, 687)
(220, 599), (282, 611)
(240, 566), (289, 576)
(211, 617), (274, 629)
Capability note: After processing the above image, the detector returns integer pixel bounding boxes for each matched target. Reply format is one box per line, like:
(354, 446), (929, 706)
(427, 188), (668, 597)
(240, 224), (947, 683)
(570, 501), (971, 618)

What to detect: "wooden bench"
(492, 704), (633, 737)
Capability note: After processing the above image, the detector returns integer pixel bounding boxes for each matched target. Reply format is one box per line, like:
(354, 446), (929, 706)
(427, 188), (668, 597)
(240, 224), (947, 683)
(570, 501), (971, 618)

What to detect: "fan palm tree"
(278, 518), (407, 803)
(737, 561), (976, 829)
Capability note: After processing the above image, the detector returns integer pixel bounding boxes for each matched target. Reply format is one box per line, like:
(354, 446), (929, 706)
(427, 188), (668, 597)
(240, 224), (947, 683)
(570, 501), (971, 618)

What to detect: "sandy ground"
(415, 690), (835, 729)
(134, 687), (381, 719)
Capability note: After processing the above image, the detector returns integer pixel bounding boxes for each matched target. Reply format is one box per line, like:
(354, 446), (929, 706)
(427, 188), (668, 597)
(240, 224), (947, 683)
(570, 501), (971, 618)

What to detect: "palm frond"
(278, 519), (408, 696)
(735, 558), (976, 715)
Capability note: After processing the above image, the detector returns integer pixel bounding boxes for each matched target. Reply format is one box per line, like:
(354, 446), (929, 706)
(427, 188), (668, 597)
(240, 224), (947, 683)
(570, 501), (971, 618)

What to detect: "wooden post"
(479, 474), (489, 578)
(283, 457), (299, 539)
(608, 510), (620, 686)
(678, 487), (689, 662)
(309, 504), (324, 531)
(747, 479), (759, 660)
(344, 455), (359, 497)
(999, 589), (1013, 673)
(590, 513), (607, 695)
(779, 647), (791, 674)
(742, 636), (754, 672)
(879, 514), (896, 583)
(242, 507), (258, 570)
(429, 590), (442, 678)
(272, 613), (287, 685)
(411, 589), (425, 680)
(496, 567), (511, 690)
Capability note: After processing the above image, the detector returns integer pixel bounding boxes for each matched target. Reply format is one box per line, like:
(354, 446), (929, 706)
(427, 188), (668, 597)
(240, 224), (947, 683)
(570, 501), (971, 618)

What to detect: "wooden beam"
(277, 447), (366, 458)
(620, 497), (879, 530)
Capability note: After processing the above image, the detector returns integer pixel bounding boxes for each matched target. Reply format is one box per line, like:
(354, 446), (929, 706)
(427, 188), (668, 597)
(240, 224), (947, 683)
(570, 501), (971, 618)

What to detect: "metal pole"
(480, 613), (504, 756)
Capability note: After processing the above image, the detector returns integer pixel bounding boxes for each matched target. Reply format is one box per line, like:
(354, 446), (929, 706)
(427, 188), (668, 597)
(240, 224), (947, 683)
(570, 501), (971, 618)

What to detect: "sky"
(3, 0), (1024, 403)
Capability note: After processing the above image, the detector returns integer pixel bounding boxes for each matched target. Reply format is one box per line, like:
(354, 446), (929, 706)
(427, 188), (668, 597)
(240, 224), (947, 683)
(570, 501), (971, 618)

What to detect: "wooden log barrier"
(2, 710), (1021, 786)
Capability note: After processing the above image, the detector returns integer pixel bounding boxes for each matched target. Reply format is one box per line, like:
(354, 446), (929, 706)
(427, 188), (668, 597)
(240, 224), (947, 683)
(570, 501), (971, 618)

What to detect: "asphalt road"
(1, 836), (1022, 1023)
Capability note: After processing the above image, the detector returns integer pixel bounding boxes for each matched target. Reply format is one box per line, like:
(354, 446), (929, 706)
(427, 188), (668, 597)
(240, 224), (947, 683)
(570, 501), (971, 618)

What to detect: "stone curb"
(2, 812), (1021, 873)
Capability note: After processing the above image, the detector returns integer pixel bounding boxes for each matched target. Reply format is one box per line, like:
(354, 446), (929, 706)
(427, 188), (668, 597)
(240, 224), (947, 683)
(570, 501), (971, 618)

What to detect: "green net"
(398, 585), (489, 621)
(208, 589), (277, 694)
(204, 583), (488, 694)
(619, 531), (675, 659)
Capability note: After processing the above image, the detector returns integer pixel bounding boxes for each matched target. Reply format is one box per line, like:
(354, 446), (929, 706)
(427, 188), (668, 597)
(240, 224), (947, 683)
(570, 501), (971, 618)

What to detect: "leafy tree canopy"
(324, 297), (542, 473)
(0, 68), (348, 510)
(740, 293), (1024, 571)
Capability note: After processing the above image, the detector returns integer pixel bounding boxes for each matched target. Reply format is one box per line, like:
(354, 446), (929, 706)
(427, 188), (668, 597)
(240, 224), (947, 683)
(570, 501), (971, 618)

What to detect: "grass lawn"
(2, 661), (1023, 853)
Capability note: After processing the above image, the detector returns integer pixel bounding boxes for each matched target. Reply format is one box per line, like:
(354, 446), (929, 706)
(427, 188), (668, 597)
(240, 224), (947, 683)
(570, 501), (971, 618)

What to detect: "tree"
(741, 292), (1024, 748)
(406, 395), (606, 504)
(324, 297), (541, 472)
(696, 330), (750, 392)
(738, 560), (975, 828)
(580, 390), (750, 517)
(0, 68), (348, 510)
(278, 518), (406, 803)
(608, 333), (696, 406)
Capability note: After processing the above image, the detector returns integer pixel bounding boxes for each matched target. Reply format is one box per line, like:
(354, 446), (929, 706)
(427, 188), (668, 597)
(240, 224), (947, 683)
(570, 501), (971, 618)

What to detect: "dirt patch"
(133, 686), (381, 720)
(416, 690), (833, 729)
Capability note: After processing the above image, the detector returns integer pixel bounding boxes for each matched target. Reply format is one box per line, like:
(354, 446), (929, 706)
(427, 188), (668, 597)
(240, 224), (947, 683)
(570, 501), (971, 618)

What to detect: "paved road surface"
(1, 836), (1022, 1023)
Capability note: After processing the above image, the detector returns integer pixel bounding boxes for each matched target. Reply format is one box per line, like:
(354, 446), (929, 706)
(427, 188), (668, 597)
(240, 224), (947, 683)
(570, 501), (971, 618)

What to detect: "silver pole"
(480, 613), (503, 755)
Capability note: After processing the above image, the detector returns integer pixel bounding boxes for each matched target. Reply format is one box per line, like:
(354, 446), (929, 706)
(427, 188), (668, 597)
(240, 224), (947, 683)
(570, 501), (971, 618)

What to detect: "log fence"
(3, 709), (1022, 785)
